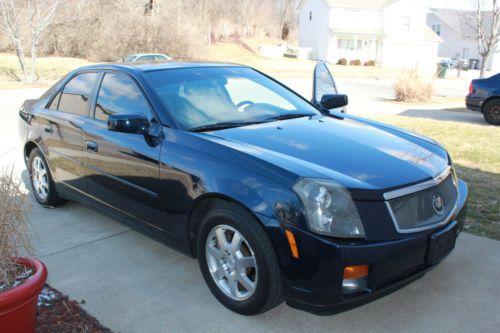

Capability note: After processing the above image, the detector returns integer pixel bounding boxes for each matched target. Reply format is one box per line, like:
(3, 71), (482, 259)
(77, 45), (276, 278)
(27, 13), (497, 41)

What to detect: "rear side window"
(58, 73), (98, 116)
(95, 73), (152, 121)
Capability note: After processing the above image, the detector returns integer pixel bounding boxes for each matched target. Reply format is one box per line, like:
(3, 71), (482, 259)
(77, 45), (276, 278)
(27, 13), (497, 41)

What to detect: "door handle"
(85, 140), (98, 152)
(43, 126), (52, 133)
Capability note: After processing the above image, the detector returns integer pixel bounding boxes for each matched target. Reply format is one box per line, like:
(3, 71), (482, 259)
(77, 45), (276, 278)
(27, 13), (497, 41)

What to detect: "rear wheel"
(483, 99), (500, 125)
(28, 148), (66, 207)
(197, 203), (282, 315)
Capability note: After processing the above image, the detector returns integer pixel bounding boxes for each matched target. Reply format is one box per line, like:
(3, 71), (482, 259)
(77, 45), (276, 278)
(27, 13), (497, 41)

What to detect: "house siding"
(298, 0), (331, 61)
(426, 13), (480, 61)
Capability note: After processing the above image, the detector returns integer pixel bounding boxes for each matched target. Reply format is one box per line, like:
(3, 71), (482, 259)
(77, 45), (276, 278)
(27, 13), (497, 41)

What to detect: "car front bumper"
(263, 179), (468, 315)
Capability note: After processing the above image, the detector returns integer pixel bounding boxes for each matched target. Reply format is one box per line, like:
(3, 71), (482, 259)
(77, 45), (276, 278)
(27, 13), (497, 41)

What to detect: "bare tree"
(279, 0), (292, 40)
(0, 0), (60, 83)
(474, 0), (500, 77)
(27, 0), (61, 83)
(0, 0), (28, 81)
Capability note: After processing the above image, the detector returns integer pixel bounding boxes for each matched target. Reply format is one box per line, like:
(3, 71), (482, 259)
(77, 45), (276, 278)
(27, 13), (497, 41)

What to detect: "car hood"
(200, 115), (448, 195)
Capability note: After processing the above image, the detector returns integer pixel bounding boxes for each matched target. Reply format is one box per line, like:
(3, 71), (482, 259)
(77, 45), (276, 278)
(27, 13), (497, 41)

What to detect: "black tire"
(197, 203), (282, 315)
(483, 99), (500, 125)
(28, 148), (66, 207)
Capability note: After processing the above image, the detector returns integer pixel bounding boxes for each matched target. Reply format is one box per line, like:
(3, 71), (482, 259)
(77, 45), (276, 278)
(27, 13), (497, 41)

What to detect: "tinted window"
(48, 91), (61, 110)
(58, 73), (98, 116)
(95, 73), (152, 121)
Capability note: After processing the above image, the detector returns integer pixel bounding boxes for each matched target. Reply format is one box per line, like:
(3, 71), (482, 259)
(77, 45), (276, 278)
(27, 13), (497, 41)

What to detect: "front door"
(82, 72), (164, 230)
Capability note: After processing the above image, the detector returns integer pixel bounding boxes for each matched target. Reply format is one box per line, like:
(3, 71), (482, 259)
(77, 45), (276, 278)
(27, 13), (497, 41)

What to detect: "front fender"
(158, 128), (305, 240)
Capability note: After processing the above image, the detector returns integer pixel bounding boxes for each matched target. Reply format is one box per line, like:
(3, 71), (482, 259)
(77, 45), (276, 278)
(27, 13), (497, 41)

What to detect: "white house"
(297, 0), (442, 70)
(427, 8), (499, 71)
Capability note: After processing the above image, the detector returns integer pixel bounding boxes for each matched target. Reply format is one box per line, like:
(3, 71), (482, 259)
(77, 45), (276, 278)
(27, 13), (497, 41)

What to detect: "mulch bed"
(37, 284), (114, 333)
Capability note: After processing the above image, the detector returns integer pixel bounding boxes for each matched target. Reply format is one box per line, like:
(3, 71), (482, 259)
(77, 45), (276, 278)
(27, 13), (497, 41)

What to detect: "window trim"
(46, 90), (62, 110)
(91, 70), (161, 126)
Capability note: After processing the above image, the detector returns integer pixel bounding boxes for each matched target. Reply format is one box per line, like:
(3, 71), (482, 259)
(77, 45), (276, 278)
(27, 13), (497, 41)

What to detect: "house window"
(401, 16), (410, 32)
(431, 23), (441, 36)
(338, 39), (355, 50)
(309, 11), (312, 20)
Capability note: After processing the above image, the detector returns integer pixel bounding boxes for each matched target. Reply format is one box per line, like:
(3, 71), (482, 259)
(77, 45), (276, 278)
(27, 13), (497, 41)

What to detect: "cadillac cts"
(18, 62), (468, 315)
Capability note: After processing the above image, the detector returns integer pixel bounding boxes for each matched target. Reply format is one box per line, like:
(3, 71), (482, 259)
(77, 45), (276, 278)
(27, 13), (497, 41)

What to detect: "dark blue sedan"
(466, 73), (500, 125)
(18, 62), (468, 315)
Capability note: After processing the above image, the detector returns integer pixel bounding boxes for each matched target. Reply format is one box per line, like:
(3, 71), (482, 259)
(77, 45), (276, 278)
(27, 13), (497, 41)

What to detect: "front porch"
(328, 33), (383, 64)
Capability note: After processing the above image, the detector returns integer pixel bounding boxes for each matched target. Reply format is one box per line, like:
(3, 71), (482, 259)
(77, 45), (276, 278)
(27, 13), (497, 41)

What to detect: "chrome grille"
(387, 174), (458, 233)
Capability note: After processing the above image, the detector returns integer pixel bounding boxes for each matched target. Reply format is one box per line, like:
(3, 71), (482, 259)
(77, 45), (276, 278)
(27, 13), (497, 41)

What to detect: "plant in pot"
(0, 168), (47, 333)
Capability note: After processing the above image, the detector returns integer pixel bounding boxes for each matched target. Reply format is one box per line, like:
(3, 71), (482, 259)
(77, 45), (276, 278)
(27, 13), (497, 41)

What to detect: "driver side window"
(95, 73), (152, 122)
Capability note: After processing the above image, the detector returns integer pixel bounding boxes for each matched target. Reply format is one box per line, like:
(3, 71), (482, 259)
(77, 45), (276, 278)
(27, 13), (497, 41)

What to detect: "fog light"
(342, 265), (368, 294)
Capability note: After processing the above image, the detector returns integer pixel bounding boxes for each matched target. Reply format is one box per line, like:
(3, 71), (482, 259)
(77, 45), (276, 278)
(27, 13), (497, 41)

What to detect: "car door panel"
(82, 72), (164, 230)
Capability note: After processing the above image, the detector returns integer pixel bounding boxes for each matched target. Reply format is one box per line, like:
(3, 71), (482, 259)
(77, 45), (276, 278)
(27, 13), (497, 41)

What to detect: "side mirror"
(320, 94), (348, 110)
(107, 114), (150, 135)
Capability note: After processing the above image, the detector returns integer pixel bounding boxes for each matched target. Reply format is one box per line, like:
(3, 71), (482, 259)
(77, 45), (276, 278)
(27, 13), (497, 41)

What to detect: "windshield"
(144, 67), (319, 130)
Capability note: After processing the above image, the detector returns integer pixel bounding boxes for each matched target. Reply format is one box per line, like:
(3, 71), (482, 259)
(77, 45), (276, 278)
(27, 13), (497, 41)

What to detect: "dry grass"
(0, 167), (32, 290)
(0, 52), (96, 88)
(394, 70), (434, 103)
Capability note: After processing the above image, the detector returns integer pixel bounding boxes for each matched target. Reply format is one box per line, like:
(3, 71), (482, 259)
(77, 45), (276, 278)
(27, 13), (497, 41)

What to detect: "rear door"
(37, 72), (99, 197)
(312, 62), (345, 113)
(82, 71), (164, 230)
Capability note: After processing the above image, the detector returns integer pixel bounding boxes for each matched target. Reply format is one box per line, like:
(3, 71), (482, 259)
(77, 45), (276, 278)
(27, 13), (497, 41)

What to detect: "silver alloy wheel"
(205, 224), (258, 301)
(32, 156), (49, 200)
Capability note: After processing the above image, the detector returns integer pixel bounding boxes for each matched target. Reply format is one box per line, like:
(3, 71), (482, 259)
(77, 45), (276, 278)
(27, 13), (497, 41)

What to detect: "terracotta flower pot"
(0, 257), (47, 333)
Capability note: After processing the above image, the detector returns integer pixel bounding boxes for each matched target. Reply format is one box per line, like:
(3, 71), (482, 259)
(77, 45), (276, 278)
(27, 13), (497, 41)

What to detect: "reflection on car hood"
(201, 115), (448, 192)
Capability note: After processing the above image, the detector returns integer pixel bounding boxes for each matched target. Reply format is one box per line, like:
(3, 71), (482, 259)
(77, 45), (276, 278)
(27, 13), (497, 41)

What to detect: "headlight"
(293, 178), (365, 238)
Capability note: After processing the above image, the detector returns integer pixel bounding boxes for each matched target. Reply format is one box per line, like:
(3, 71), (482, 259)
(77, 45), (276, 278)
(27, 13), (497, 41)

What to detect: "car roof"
(125, 53), (168, 57)
(75, 61), (246, 74)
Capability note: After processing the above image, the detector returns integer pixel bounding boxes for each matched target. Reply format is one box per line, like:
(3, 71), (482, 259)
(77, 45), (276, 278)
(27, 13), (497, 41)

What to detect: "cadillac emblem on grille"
(432, 193), (444, 215)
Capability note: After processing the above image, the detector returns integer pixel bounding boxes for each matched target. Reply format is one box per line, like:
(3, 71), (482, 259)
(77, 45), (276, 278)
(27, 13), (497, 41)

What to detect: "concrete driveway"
(1, 85), (499, 332)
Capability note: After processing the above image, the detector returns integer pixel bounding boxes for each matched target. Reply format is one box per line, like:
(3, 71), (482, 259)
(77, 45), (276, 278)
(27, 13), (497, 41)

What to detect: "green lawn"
(369, 115), (500, 241)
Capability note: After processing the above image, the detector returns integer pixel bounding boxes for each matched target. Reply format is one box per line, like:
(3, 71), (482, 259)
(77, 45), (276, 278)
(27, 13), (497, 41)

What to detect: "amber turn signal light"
(343, 265), (369, 280)
(285, 229), (299, 259)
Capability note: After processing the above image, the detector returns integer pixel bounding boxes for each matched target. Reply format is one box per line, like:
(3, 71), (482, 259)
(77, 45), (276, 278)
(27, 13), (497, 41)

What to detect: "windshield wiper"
(264, 113), (316, 121)
(189, 121), (267, 132)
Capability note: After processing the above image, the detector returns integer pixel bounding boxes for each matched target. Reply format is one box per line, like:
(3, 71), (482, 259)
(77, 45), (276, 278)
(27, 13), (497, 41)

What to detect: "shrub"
(0, 168), (31, 292)
(393, 70), (434, 103)
(364, 60), (376, 66)
(349, 59), (361, 66)
(337, 58), (347, 65)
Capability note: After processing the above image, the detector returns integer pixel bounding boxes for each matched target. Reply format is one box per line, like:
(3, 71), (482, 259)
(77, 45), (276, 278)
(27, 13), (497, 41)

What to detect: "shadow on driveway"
(399, 108), (488, 125)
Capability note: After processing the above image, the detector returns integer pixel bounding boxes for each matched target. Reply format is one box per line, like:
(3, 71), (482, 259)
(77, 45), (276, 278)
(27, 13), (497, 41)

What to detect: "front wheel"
(197, 203), (282, 315)
(483, 99), (500, 125)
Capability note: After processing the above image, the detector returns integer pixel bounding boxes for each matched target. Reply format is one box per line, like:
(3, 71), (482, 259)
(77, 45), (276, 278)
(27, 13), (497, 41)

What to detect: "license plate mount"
(426, 221), (458, 265)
